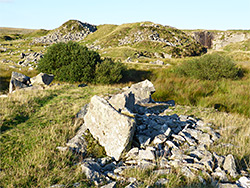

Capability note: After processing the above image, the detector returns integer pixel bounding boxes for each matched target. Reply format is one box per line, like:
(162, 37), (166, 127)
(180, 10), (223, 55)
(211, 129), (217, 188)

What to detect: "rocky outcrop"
(190, 30), (250, 50)
(8, 72), (54, 93)
(63, 80), (249, 187)
(32, 20), (97, 45)
(18, 52), (43, 67)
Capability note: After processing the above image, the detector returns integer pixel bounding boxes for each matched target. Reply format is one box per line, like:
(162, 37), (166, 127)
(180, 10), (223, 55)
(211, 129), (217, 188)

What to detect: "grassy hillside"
(82, 22), (206, 60)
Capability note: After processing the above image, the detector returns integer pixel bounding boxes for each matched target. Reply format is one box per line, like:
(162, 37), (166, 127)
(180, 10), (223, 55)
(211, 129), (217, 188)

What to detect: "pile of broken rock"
(58, 80), (250, 188)
(8, 71), (54, 94)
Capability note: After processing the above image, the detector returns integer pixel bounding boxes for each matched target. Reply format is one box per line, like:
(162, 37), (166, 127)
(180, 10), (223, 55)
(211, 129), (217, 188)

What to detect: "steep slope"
(83, 22), (206, 59)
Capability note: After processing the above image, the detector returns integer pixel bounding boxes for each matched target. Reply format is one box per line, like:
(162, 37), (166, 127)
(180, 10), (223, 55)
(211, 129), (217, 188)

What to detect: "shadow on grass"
(0, 76), (10, 93)
(121, 69), (152, 83)
(1, 93), (58, 133)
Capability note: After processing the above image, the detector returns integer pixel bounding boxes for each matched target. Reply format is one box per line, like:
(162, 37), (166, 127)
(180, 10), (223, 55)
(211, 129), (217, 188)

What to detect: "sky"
(0, 0), (250, 30)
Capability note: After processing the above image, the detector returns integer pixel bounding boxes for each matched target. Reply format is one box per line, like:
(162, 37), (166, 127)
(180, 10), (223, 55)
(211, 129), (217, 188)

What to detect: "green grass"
(0, 84), (117, 187)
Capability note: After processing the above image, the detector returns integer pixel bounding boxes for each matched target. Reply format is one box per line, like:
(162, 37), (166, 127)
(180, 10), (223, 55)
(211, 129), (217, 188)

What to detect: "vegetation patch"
(174, 53), (243, 80)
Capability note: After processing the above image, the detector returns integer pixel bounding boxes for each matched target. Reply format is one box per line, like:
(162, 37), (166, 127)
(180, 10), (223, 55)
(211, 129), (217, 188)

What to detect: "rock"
(181, 166), (195, 179)
(125, 147), (139, 160)
(30, 73), (54, 86)
(213, 152), (225, 168)
(80, 159), (104, 185)
(153, 169), (171, 175)
(152, 134), (167, 145)
(212, 167), (228, 182)
(66, 134), (87, 154)
(138, 148), (155, 161)
(108, 91), (135, 113)
(124, 80), (155, 104)
(218, 183), (239, 188)
(76, 104), (89, 119)
(236, 176), (250, 188)
(9, 78), (29, 93)
(223, 154), (239, 178)
(125, 181), (139, 188)
(155, 178), (169, 186)
(84, 95), (136, 161)
(11, 71), (31, 84)
(100, 181), (116, 188)
(78, 83), (87, 87)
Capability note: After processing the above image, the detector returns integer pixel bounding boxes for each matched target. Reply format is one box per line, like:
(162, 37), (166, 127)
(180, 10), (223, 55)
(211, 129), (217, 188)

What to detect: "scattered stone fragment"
(223, 154), (239, 178)
(155, 178), (169, 186)
(236, 176), (250, 188)
(100, 181), (116, 188)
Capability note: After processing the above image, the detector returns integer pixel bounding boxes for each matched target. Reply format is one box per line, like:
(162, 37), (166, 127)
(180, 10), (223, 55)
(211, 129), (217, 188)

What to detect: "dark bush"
(37, 41), (101, 83)
(175, 53), (243, 80)
(95, 58), (125, 84)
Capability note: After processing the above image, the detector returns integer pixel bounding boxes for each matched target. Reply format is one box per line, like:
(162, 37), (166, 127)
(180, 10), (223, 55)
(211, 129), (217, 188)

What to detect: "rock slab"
(84, 95), (136, 161)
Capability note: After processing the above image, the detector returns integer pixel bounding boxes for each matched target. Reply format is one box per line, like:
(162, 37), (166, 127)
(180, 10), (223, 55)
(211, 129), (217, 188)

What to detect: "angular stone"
(30, 72), (54, 86)
(125, 147), (139, 160)
(108, 91), (135, 112)
(213, 152), (225, 168)
(9, 78), (29, 93)
(100, 182), (116, 188)
(155, 178), (169, 186)
(136, 134), (151, 148)
(124, 79), (155, 104)
(84, 95), (136, 161)
(212, 167), (228, 182)
(81, 159), (104, 185)
(153, 134), (167, 145)
(76, 104), (89, 119)
(236, 176), (250, 188)
(223, 154), (239, 178)
(11, 71), (30, 84)
(218, 183), (238, 188)
(138, 148), (155, 161)
(181, 166), (195, 179)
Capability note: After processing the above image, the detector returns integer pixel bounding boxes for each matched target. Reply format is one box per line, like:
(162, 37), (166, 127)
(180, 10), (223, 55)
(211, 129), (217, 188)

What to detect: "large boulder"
(30, 73), (54, 86)
(9, 72), (31, 93)
(84, 95), (136, 161)
(123, 79), (155, 104)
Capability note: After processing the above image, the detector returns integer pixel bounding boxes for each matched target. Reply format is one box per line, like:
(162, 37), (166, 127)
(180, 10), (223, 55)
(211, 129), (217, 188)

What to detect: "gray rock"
(76, 104), (89, 119)
(30, 72), (54, 86)
(100, 182), (116, 188)
(84, 95), (136, 161)
(218, 183), (238, 188)
(124, 80), (155, 104)
(125, 147), (139, 160)
(212, 167), (228, 182)
(108, 91), (135, 113)
(155, 178), (169, 185)
(153, 134), (167, 145)
(9, 78), (30, 93)
(236, 176), (250, 188)
(80, 159), (104, 185)
(181, 166), (195, 178)
(136, 135), (151, 148)
(213, 152), (225, 168)
(223, 154), (239, 178)
(125, 181), (139, 188)
(138, 148), (155, 161)
(153, 169), (171, 175)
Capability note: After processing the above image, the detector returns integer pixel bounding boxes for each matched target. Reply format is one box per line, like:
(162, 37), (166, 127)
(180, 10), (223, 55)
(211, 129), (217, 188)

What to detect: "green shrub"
(175, 53), (243, 80)
(37, 41), (101, 83)
(95, 58), (125, 84)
